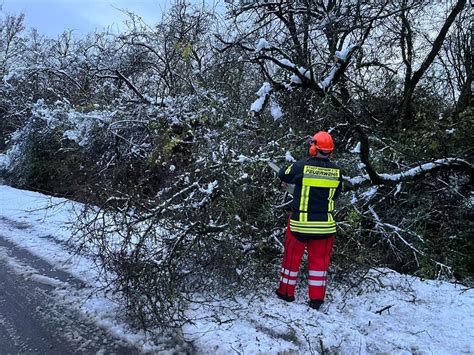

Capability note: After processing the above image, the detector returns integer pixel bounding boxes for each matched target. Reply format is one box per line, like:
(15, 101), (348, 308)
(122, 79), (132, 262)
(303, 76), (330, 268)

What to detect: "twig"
(375, 304), (394, 315)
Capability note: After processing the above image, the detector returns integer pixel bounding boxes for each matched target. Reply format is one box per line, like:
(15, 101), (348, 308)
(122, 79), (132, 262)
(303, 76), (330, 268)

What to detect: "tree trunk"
(399, 0), (467, 125)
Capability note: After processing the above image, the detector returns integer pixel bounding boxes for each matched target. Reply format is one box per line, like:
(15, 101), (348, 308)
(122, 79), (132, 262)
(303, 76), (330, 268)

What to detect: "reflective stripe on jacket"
(278, 156), (342, 239)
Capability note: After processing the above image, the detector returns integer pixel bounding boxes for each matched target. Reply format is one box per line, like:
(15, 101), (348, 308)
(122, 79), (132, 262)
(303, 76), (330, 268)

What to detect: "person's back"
(279, 155), (342, 240)
(276, 131), (343, 310)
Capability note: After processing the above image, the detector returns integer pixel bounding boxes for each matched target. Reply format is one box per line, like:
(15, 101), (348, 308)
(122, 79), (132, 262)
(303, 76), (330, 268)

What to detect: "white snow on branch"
(350, 142), (361, 154)
(0, 154), (10, 170)
(277, 58), (296, 68)
(347, 175), (367, 185)
(335, 43), (358, 61)
(319, 43), (357, 91)
(250, 82), (272, 113)
(299, 67), (311, 79)
(255, 38), (272, 53)
(256, 82), (272, 97)
(394, 183), (403, 196)
(1, 186), (472, 354)
(234, 154), (252, 163)
(199, 180), (219, 195)
(63, 130), (80, 141)
(290, 66), (311, 85)
(378, 158), (468, 181)
(318, 65), (338, 91)
(348, 158), (470, 186)
(270, 100), (283, 119)
(290, 73), (302, 84)
(361, 186), (378, 200)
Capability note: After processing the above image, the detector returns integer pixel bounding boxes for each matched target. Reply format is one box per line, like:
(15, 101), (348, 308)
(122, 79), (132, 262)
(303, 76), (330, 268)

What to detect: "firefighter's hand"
(282, 182), (289, 190)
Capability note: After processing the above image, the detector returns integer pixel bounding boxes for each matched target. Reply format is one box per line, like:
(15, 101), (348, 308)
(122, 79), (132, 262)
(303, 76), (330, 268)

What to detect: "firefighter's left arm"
(333, 171), (344, 200)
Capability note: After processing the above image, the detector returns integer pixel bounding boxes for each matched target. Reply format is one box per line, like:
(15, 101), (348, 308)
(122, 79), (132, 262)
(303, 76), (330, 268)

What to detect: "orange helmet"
(309, 131), (334, 156)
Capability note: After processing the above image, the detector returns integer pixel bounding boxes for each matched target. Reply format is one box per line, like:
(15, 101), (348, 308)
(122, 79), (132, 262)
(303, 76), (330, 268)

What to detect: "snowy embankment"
(0, 185), (167, 352)
(0, 185), (473, 354)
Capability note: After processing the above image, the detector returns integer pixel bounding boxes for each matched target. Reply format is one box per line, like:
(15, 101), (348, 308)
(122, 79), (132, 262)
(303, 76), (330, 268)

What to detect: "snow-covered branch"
(250, 43), (359, 115)
(346, 158), (473, 188)
(318, 44), (358, 92)
(249, 82), (272, 114)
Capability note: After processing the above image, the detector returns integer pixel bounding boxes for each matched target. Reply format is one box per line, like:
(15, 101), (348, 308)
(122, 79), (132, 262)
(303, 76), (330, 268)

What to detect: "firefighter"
(276, 131), (343, 310)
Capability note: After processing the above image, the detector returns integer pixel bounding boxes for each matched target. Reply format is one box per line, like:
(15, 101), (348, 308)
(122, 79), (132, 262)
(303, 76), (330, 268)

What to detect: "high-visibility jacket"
(278, 156), (343, 239)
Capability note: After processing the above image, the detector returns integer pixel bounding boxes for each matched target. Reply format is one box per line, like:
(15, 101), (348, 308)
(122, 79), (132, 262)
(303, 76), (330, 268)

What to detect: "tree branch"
(345, 158), (473, 189)
(400, 0), (467, 120)
(115, 70), (151, 104)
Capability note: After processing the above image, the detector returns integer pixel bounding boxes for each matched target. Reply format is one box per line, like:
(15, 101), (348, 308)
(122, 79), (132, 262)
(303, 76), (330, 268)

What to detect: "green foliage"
(346, 209), (361, 229)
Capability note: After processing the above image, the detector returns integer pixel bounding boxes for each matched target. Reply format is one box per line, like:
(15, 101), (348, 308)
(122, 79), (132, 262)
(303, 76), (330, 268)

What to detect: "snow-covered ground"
(0, 184), (473, 354)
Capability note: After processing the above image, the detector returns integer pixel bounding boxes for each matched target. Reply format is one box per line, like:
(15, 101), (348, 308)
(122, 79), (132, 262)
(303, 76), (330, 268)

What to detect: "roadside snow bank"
(0, 185), (169, 352)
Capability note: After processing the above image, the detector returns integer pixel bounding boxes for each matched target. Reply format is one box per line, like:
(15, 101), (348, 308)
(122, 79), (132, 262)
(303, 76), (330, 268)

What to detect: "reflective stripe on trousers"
(278, 221), (334, 301)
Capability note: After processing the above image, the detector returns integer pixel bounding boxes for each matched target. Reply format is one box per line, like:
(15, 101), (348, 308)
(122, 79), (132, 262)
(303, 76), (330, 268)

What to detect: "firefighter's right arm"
(278, 163), (297, 184)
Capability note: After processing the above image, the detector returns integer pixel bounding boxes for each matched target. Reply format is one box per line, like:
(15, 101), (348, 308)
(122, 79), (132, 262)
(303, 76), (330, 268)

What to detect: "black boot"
(275, 289), (295, 302)
(309, 299), (324, 310)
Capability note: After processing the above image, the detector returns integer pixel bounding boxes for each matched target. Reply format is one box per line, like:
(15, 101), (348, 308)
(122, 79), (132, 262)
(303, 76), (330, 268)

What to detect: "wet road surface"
(0, 234), (140, 354)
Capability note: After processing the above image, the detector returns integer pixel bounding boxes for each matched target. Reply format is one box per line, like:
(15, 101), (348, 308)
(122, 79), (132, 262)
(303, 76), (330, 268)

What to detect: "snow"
(299, 66), (311, 79)
(361, 186), (378, 200)
(184, 269), (474, 354)
(63, 130), (80, 141)
(350, 142), (361, 154)
(285, 151), (296, 162)
(199, 180), (218, 194)
(234, 154), (252, 163)
(256, 82), (272, 97)
(348, 158), (468, 186)
(0, 247), (66, 288)
(290, 67), (311, 84)
(251, 96), (266, 112)
(290, 73), (302, 84)
(348, 175), (368, 185)
(318, 65), (338, 91)
(350, 192), (357, 204)
(278, 58), (296, 68)
(0, 184), (473, 354)
(378, 158), (465, 181)
(0, 153), (10, 170)
(270, 100), (283, 119)
(318, 45), (357, 92)
(0, 185), (166, 352)
(395, 183), (403, 196)
(251, 82), (272, 112)
(255, 38), (272, 53)
(335, 43), (358, 61)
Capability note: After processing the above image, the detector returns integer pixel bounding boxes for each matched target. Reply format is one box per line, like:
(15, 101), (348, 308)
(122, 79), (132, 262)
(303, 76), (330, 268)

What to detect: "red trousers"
(278, 225), (334, 301)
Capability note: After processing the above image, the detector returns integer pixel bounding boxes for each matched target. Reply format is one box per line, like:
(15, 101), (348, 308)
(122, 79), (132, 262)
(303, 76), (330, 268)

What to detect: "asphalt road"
(0, 234), (140, 354)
